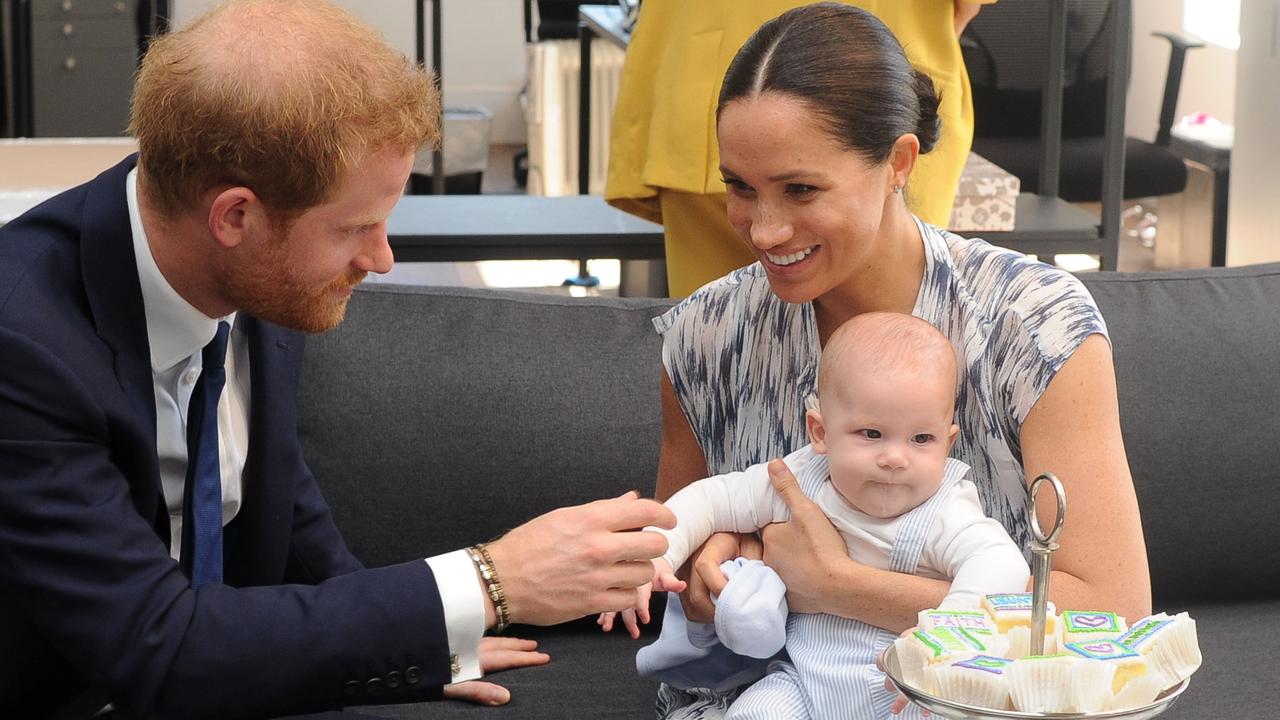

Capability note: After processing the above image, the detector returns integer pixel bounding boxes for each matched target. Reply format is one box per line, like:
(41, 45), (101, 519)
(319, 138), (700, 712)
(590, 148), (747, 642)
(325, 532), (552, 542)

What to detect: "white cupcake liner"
(1006, 655), (1078, 713)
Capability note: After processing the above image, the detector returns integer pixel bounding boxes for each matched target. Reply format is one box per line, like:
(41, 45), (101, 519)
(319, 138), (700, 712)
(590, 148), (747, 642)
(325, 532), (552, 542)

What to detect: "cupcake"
(1068, 655), (1118, 713)
(1063, 639), (1151, 693)
(893, 627), (988, 694)
(1107, 673), (1166, 711)
(930, 654), (1013, 710)
(1059, 610), (1128, 646)
(1117, 612), (1202, 687)
(917, 609), (1009, 657)
(1006, 654), (1079, 713)
(982, 593), (1057, 658)
(918, 608), (997, 634)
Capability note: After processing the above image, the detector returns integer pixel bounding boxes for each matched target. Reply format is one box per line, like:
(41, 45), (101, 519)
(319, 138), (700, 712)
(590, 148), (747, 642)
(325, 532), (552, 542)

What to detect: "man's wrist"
(466, 544), (508, 632)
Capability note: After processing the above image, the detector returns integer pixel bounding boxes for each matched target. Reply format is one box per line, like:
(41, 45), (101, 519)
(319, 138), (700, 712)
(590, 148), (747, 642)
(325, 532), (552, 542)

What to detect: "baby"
(603, 312), (1030, 719)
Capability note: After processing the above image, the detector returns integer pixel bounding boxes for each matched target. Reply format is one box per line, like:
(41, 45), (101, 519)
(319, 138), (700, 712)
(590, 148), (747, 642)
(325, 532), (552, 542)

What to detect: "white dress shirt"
(126, 169), (484, 681)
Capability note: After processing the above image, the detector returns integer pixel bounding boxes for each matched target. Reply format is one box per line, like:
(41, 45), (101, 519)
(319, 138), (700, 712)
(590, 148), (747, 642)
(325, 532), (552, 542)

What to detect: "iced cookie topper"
(1028, 472), (1066, 656)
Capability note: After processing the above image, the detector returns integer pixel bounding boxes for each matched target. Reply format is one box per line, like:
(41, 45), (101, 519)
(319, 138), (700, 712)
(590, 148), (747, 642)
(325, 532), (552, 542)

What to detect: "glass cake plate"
(883, 645), (1190, 720)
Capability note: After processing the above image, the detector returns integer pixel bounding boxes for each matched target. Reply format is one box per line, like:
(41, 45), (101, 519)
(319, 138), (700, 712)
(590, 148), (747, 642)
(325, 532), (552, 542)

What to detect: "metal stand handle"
(1027, 472), (1065, 656)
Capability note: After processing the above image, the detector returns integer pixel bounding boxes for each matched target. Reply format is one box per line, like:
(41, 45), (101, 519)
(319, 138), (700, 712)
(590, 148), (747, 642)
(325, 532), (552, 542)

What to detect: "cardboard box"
(948, 152), (1020, 232)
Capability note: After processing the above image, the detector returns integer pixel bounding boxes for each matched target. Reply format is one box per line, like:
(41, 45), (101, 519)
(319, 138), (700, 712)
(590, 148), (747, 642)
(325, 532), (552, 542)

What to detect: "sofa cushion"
(1138, 599), (1280, 719)
(352, 624), (662, 719)
(298, 284), (676, 567)
(1080, 263), (1280, 606)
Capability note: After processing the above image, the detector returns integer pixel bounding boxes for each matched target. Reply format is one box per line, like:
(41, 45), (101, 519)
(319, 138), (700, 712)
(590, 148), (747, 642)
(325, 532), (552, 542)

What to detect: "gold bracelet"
(476, 543), (510, 632)
(466, 544), (509, 632)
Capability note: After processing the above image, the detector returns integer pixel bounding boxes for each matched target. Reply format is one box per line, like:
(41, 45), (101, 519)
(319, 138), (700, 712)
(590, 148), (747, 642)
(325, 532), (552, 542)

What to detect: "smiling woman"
(647, 4), (1151, 719)
(605, 0), (985, 297)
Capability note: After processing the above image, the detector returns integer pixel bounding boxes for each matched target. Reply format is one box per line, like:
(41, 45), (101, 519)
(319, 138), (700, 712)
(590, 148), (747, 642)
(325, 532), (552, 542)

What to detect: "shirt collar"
(127, 168), (235, 373)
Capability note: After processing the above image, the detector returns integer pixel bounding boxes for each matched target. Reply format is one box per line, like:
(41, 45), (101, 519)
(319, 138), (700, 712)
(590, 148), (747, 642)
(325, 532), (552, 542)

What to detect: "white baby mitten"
(712, 557), (789, 659)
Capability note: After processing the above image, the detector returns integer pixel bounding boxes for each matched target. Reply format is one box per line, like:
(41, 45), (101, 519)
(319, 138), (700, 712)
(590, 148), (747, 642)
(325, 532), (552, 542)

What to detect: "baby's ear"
(946, 423), (960, 452)
(806, 409), (828, 454)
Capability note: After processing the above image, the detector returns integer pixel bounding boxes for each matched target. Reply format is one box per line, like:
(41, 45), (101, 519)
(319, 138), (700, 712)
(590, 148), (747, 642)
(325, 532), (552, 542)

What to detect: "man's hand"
(442, 636), (550, 706)
(679, 531), (762, 623)
(760, 459), (848, 614)
(485, 491), (676, 626)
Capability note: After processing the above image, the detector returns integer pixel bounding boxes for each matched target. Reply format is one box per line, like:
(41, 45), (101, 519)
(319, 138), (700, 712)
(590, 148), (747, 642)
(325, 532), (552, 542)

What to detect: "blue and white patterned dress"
(651, 218), (1107, 719)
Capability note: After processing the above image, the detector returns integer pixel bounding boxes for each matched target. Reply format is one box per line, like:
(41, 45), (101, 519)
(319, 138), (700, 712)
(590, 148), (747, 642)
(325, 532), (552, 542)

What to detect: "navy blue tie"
(181, 321), (230, 587)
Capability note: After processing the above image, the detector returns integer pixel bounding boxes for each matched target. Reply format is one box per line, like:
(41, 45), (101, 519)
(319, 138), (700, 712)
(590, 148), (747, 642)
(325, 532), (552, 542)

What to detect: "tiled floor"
(374, 145), (1213, 295)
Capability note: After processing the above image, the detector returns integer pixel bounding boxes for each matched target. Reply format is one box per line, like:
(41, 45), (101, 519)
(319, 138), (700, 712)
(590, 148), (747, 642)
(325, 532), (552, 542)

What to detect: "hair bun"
(913, 69), (942, 154)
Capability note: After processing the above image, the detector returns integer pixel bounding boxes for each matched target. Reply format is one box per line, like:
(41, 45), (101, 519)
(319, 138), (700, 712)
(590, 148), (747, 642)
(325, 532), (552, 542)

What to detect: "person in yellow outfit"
(605, 1), (992, 297)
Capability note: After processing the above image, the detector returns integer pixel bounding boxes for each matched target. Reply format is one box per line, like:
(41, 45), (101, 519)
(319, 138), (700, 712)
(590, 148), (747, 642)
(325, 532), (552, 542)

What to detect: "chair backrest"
(962, 0), (1115, 138)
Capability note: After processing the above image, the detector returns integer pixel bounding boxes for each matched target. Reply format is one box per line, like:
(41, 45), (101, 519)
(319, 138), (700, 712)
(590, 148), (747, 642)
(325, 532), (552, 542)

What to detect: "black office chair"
(961, 0), (1202, 244)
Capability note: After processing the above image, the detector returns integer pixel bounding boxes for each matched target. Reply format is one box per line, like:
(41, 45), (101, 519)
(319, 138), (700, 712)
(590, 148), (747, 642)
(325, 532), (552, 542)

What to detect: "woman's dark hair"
(717, 2), (942, 164)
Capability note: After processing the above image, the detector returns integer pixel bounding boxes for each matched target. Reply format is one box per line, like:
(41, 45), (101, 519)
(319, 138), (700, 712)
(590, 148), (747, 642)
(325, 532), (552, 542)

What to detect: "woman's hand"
(442, 636), (551, 706)
(679, 531), (762, 623)
(759, 459), (850, 614)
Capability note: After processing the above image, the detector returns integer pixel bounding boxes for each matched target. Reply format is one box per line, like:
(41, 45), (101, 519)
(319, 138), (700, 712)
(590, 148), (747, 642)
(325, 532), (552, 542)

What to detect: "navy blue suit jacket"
(0, 157), (451, 719)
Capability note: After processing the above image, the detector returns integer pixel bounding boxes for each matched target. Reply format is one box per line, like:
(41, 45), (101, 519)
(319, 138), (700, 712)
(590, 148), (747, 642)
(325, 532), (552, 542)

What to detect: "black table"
(385, 192), (1103, 264)
(981, 194), (1105, 257)
(1169, 135), (1231, 267)
(387, 194), (663, 263)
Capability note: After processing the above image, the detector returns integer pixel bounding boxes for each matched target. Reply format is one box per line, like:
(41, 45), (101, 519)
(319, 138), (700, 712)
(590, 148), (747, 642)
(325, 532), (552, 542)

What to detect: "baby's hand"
(596, 559), (688, 639)
(651, 558), (687, 594)
(597, 582), (652, 639)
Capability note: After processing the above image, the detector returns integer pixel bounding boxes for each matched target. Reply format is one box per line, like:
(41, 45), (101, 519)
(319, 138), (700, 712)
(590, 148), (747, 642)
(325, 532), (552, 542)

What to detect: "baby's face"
(812, 369), (957, 519)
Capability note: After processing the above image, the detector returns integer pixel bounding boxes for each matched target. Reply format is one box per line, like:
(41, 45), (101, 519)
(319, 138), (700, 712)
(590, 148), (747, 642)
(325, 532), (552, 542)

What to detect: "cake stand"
(882, 644), (1191, 720)
(883, 473), (1192, 720)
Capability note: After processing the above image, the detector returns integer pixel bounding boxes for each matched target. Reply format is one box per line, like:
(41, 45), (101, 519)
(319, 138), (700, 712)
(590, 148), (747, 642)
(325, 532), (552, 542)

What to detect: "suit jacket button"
(344, 681), (361, 696)
(386, 670), (403, 688)
(405, 666), (422, 685)
(366, 677), (385, 694)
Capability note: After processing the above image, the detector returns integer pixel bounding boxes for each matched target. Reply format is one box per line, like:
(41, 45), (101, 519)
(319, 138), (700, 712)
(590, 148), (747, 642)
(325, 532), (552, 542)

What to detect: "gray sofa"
(297, 262), (1280, 718)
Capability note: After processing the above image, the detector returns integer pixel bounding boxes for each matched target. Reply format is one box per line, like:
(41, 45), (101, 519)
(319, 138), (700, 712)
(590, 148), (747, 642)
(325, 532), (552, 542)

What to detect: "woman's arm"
(1019, 333), (1152, 621)
(656, 372), (763, 623)
(656, 371), (709, 501)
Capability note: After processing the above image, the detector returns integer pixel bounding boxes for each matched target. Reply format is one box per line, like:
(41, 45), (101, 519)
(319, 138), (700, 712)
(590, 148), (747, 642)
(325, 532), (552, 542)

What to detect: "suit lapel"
(79, 156), (156, 440)
(223, 315), (299, 585)
(78, 155), (168, 535)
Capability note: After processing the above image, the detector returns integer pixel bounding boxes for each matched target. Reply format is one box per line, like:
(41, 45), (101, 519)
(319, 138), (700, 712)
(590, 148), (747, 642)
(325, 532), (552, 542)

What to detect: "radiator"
(524, 39), (626, 196)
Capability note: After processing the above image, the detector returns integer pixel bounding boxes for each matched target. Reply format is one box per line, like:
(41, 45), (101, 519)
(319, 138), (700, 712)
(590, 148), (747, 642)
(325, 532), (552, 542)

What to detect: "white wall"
(1226, 0), (1280, 264)
(170, 0), (529, 144)
(1129, 0), (1237, 141)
